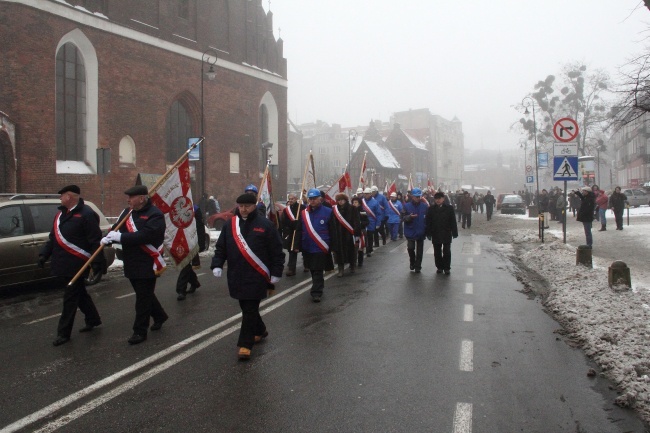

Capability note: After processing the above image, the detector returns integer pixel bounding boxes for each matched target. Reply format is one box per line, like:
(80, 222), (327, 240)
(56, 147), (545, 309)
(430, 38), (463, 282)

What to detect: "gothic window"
(56, 43), (86, 161)
(119, 135), (136, 167)
(166, 100), (194, 163)
(179, 0), (189, 19)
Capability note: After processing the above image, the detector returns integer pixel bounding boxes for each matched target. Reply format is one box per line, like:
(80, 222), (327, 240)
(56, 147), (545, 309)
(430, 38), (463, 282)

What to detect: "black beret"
(124, 185), (148, 196)
(57, 184), (80, 195)
(433, 192), (445, 199)
(236, 193), (257, 205)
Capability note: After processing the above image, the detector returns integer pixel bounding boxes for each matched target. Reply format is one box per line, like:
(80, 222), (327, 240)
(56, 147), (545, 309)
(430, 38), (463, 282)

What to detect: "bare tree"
(609, 51), (650, 129)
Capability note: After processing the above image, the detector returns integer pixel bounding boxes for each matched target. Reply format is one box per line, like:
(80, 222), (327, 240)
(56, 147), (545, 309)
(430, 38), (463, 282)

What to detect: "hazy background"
(264, 1), (650, 150)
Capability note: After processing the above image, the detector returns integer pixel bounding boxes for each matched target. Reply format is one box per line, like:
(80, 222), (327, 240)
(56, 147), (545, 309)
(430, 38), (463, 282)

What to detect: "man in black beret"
(101, 184), (168, 345)
(425, 191), (458, 275)
(39, 185), (104, 346)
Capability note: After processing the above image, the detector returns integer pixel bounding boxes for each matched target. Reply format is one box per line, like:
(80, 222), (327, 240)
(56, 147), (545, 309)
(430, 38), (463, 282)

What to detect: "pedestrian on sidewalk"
(609, 186), (627, 230)
(574, 186), (595, 248)
(211, 193), (284, 359)
(594, 186), (609, 231)
(459, 191), (473, 229)
(425, 192), (458, 275)
(295, 188), (335, 302)
(102, 185), (169, 345)
(484, 190), (496, 221)
(39, 185), (104, 347)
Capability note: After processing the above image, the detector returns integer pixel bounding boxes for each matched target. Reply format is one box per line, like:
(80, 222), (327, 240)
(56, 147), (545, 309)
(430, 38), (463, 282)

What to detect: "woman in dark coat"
(280, 193), (305, 276)
(211, 194), (285, 359)
(609, 186), (627, 230)
(574, 186), (595, 247)
(330, 193), (361, 277)
(351, 196), (368, 268)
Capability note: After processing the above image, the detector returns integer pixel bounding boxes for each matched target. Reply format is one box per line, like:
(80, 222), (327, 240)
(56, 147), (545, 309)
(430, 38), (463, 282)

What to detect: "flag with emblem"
(324, 168), (353, 205)
(258, 163), (279, 228)
(301, 152), (317, 199)
(358, 151), (367, 190)
(149, 158), (198, 269)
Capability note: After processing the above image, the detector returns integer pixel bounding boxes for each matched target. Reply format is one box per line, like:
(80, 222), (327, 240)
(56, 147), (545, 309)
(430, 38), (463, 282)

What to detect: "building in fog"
(293, 120), (350, 188)
(0, 0), (287, 215)
(609, 113), (650, 188)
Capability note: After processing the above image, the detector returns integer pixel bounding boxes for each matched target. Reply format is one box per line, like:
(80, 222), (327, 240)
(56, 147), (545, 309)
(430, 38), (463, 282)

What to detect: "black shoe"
(436, 269), (443, 274)
(128, 334), (147, 345)
(410, 264), (415, 270)
(79, 321), (101, 333)
(414, 269), (421, 273)
(177, 293), (186, 301)
(382, 240), (386, 245)
(187, 283), (200, 294)
(52, 336), (70, 346)
(312, 296), (321, 303)
(357, 263), (363, 267)
(150, 317), (167, 331)
(444, 270), (450, 275)
(366, 253), (372, 257)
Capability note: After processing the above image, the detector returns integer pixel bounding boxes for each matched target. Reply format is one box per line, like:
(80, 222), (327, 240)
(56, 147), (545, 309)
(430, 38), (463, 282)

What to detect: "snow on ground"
(488, 206), (650, 423)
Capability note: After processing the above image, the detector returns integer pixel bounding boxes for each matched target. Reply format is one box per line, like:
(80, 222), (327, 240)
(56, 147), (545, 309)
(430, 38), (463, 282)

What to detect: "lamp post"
(522, 96), (542, 239)
(348, 129), (358, 170)
(201, 48), (218, 200)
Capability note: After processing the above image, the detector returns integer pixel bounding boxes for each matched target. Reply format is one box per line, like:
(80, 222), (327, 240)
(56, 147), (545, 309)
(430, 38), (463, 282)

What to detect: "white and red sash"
(284, 205), (297, 222)
(302, 209), (329, 253)
(125, 214), (167, 275)
(361, 199), (376, 219)
(388, 200), (401, 216)
(333, 205), (354, 235)
(53, 211), (91, 261)
(231, 216), (270, 282)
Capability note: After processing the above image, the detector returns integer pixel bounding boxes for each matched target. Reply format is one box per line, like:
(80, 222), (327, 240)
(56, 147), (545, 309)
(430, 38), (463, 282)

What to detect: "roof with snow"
(403, 131), (427, 150)
(364, 140), (400, 169)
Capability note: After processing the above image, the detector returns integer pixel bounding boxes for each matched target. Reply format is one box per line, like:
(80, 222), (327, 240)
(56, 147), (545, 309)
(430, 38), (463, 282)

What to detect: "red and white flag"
(149, 158), (199, 269)
(387, 180), (396, 197)
(427, 178), (434, 194)
(358, 151), (367, 191)
(301, 153), (317, 200)
(407, 174), (414, 192)
(258, 164), (279, 228)
(325, 170), (353, 205)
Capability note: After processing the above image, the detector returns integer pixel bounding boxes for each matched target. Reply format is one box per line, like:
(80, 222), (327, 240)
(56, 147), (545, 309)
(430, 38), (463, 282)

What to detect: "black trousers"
(310, 270), (325, 297)
(129, 278), (168, 336)
(366, 230), (375, 255)
(238, 299), (265, 349)
(56, 276), (101, 338)
(407, 238), (424, 270)
(433, 242), (452, 271)
(176, 263), (200, 294)
(462, 213), (472, 228)
(287, 251), (298, 271)
(486, 206), (493, 221)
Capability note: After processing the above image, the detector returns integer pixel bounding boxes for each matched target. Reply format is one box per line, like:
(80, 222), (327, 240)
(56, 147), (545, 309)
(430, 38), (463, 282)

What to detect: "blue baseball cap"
(244, 184), (258, 194)
(411, 187), (422, 197)
(307, 188), (321, 198)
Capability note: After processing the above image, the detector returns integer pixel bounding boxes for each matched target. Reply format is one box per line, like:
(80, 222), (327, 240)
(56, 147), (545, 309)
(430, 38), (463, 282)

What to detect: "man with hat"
(574, 186), (595, 248)
(425, 192), (458, 275)
(401, 187), (428, 273)
(361, 188), (380, 257)
(280, 193), (305, 276)
(371, 185), (388, 246)
(211, 193), (284, 359)
(244, 183), (267, 218)
(294, 188), (335, 302)
(459, 190), (473, 229)
(386, 191), (403, 241)
(101, 185), (168, 345)
(39, 185), (104, 346)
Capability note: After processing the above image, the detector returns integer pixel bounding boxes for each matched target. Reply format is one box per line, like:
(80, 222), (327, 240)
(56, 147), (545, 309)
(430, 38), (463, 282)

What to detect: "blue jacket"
(362, 197), (381, 231)
(374, 192), (389, 222)
(402, 199), (428, 240)
(386, 199), (403, 224)
(298, 204), (334, 253)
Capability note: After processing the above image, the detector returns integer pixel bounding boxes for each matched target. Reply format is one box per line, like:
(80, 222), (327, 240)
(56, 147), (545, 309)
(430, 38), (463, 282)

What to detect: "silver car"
(621, 189), (649, 208)
(0, 194), (115, 288)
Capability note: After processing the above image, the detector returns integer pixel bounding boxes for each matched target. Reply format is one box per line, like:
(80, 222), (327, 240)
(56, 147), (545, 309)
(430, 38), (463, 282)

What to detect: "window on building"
(334, 146), (341, 153)
(333, 159), (340, 168)
(56, 43), (86, 162)
(319, 147), (327, 154)
(179, 0), (189, 19)
(230, 152), (240, 173)
(166, 100), (194, 164)
(119, 135), (136, 167)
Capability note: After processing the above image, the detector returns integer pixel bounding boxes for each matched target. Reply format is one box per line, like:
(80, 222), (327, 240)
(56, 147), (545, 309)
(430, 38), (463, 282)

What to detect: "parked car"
(0, 194), (115, 288)
(495, 193), (509, 210)
(500, 194), (526, 215)
(621, 189), (649, 208)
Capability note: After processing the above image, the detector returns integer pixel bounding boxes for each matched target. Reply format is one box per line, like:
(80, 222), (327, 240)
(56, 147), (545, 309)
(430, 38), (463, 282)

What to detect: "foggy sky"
(265, 1), (649, 150)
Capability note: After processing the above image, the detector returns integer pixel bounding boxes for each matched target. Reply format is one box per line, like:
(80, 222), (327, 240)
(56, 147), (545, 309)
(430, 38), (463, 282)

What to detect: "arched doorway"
(0, 130), (16, 193)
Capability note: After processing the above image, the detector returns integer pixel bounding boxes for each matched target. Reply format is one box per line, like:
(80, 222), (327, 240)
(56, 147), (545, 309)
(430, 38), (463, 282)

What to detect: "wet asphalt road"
(0, 232), (647, 433)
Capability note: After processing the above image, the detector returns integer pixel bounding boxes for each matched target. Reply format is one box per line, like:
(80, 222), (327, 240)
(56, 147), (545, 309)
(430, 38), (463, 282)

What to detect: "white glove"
(353, 236), (358, 244)
(212, 268), (222, 277)
(100, 236), (112, 245)
(376, 226), (380, 230)
(106, 231), (122, 243)
(270, 276), (280, 284)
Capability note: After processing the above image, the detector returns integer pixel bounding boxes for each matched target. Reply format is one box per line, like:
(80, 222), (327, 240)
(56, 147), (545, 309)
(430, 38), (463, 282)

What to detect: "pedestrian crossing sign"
(553, 156), (578, 181)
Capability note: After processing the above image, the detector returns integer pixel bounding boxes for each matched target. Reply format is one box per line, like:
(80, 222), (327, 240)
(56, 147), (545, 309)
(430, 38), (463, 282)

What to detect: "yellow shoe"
(238, 347), (251, 360)
(254, 331), (269, 344)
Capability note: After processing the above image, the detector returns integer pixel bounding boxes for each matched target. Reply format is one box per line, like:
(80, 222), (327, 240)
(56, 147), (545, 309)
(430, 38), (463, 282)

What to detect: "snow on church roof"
(403, 131), (427, 150)
(364, 140), (400, 169)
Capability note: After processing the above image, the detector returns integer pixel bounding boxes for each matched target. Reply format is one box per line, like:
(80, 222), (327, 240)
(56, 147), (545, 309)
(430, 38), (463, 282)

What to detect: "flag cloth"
(325, 169), (353, 205)
(387, 180), (396, 196)
(301, 153), (317, 198)
(358, 152), (367, 190)
(149, 158), (199, 269)
(427, 178), (434, 193)
(258, 164), (279, 228)
(407, 174), (414, 192)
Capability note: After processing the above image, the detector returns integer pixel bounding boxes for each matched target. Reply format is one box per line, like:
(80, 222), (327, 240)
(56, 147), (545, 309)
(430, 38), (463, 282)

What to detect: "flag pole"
(67, 138), (205, 286)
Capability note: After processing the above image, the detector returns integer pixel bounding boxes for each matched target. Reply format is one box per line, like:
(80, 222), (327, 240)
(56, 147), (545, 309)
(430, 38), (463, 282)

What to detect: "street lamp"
(201, 48), (218, 199)
(348, 129), (358, 170)
(522, 96), (540, 209)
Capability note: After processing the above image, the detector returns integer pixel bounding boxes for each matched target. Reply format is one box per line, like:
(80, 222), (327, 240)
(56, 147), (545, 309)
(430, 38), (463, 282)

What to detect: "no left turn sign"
(553, 117), (579, 143)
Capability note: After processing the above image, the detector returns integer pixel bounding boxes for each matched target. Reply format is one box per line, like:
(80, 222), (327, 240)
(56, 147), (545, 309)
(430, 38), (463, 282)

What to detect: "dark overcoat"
(575, 191), (595, 223)
(330, 202), (360, 265)
(425, 203), (458, 244)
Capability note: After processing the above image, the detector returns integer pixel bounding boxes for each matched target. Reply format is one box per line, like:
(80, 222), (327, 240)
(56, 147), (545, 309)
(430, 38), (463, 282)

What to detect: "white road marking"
(1, 274), (326, 433)
(452, 402), (472, 433)
(463, 304), (473, 322)
(196, 272), (206, 276)
(466, 268), (473, 276)
(23, 314), (61, 325)
(389, 243), (406, 253)
(425, 245), (434, 254)
(115, 293), (135, 299)
(467, 257), (473, 264)
(459, 340), (473, 372)
(465, 282), (473, 295)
